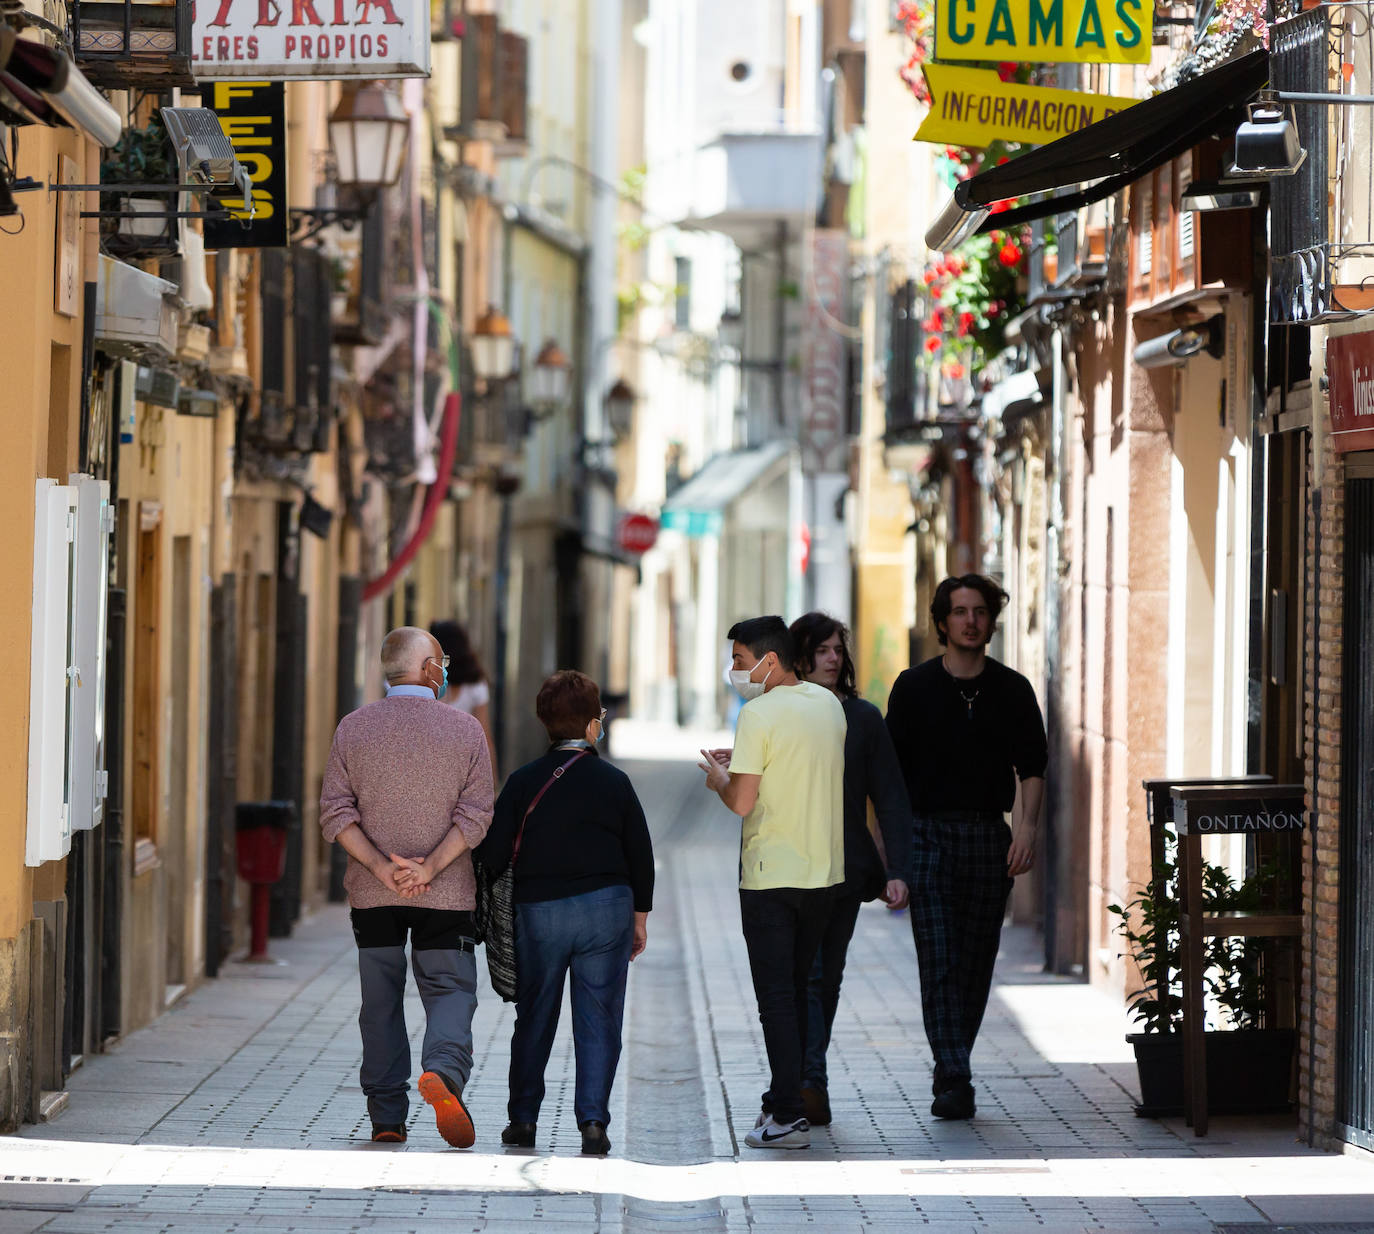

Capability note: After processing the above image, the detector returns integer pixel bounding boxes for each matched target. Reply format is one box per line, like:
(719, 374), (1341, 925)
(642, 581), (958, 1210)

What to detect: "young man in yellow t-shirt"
(699, 615), (846, 1149)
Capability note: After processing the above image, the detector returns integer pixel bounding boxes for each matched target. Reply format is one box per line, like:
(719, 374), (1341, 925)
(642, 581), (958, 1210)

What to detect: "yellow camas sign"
(934, 0), (1154, 64)
(914, 64), (1139, 148)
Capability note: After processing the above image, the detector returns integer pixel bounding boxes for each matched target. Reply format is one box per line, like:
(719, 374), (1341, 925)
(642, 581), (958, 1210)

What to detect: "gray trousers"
(351, 906), (478, 1126)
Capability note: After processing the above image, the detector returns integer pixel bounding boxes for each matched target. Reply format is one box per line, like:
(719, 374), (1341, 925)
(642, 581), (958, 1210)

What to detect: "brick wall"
(1298, 432), (1344, 1147)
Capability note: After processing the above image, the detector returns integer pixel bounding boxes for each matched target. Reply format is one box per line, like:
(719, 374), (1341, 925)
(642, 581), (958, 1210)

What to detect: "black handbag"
(474, 751), (587, 1002)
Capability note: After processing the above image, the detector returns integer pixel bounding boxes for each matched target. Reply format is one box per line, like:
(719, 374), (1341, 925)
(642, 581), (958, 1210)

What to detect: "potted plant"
(1109, 833), (1297, 1117)
(100, 118), (179, 257)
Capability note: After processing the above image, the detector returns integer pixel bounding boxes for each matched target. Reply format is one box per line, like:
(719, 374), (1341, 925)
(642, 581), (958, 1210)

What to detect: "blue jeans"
(508, 883), (634, 1127)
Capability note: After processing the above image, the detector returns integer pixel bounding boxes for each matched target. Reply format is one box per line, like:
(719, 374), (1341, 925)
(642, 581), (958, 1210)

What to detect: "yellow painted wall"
(0, 120), (95, 942)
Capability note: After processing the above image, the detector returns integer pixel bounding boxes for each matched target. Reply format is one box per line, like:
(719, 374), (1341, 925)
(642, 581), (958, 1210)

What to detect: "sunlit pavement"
(4, 753), (1374, 1232)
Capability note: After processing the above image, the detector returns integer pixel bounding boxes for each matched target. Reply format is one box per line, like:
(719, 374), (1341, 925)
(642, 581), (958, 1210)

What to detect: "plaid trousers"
(909, 816), (1014, 1094)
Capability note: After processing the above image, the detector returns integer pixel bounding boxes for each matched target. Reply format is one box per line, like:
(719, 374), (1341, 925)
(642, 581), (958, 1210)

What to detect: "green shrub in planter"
(99, 118), (179, 258)
(1110, 832), (1296, 1117)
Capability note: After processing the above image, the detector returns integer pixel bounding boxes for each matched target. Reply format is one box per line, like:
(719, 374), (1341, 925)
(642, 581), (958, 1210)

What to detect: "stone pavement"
(3, 752), (1374, 1233)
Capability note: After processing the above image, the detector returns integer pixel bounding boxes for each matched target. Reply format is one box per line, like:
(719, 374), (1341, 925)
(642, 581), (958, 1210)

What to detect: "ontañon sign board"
(193, 0), (431, 79)
(915, 64), (1138, 148)
(935, 0), (1153, 65)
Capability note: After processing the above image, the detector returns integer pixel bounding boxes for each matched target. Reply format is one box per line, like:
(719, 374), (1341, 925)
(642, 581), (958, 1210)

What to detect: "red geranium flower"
(925, 336), (942, 353)
(998, 243), (1022, 267)
(997, 62), (1018, 82)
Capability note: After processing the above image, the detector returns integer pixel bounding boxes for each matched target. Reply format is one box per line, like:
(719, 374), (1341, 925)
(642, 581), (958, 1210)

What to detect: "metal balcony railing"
(1267, 3), (1374, 323)
(70, 0), (193, 89)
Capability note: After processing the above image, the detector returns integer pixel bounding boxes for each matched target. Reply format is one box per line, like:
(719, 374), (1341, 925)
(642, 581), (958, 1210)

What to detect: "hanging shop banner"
(203, 81), (289, 248)
(1326, 331), (1374, 454)
(192, 0), (430, 79)
(914, 64), (1138, 148)
(934, 0), (1153, 64)
(801, 229), (849, 474)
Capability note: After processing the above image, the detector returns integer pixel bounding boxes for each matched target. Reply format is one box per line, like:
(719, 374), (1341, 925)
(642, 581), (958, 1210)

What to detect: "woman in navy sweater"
(477, 670), (654, 1157)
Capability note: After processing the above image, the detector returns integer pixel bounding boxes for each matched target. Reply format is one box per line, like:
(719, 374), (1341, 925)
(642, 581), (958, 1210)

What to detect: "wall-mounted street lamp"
(471, 305), (516, 383)
(329, 83), (410, 193)
(291, 84), (409, 241)
(1229, 93), (1306, 179)
(528, 339), (571, 418)
(603, 377), (636, 441)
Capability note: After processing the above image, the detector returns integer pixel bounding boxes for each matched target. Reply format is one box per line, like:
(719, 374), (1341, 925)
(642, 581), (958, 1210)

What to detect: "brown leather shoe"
(801, 1085), (832, 1127)
(418, 1070), (475, 1148)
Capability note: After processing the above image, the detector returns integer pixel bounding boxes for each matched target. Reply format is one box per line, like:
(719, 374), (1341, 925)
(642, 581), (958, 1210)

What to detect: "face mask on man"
(430, 660), (449, 701)
(729, 655), (772, 701)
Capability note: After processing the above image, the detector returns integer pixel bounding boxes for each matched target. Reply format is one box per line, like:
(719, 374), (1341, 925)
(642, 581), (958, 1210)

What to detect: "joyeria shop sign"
(193, 0), (431, 79)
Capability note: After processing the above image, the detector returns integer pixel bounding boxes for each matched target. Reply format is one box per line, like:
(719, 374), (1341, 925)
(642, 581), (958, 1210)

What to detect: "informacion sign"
(1326, 331), (1374, 454)
(192, 0), (431, 79)
(203, 81), (288, 249)
(915, 64), (1137, 149)
(935, 0), (1153, 65)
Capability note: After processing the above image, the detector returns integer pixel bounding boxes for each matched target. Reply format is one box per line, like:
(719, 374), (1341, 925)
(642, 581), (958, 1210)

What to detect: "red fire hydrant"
(235, 802), (293, 962)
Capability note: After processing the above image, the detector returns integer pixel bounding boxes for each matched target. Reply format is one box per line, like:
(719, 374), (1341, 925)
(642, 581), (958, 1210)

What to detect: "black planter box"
(1128, 1029), (1296, 1118)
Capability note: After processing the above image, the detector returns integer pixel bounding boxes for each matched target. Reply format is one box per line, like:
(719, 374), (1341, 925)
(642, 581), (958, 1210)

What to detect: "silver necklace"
(943, 656), (982, 719)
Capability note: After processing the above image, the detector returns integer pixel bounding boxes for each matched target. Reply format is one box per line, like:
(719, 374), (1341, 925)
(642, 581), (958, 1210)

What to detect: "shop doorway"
(1337, 466), (1374, 1146)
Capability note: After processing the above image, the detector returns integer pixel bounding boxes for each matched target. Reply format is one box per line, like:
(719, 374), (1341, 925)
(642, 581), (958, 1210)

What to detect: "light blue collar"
(385, 683), (436, 699)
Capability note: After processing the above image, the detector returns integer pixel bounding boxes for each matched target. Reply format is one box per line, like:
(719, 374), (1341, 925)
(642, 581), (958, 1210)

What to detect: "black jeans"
(803, 890), (864, 1088)
(739, 885), (836, 1123)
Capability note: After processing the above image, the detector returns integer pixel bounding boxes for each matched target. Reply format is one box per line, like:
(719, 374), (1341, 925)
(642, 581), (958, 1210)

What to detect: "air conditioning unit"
(94, 255), (178, 358)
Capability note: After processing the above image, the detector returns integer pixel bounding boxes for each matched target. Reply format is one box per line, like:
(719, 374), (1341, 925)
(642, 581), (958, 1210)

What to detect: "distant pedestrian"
(319, 626), (494, 1147)
(789, 612), (912, 1128)
(699, 616), (845, 1150)
(885, 576), (1047, 1121)
(477, 670), (653, 1157)
(430, 619), (498, 778)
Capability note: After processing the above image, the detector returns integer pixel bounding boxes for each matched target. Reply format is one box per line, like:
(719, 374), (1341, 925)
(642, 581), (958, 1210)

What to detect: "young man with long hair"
(885, 575), (1047, 1121)
(789, 612), (911, 1128)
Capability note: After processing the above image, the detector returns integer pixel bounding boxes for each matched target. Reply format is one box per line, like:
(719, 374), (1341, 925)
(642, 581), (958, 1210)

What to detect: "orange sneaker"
(418, 1070), (475, 1148)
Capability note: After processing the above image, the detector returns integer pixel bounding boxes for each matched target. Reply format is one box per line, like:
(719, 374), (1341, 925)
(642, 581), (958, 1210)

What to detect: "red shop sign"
(1326, 331), (1374, 454)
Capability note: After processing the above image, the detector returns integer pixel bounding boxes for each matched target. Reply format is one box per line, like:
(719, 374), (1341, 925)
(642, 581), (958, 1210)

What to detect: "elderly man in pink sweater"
(320, 626), (494, 1148)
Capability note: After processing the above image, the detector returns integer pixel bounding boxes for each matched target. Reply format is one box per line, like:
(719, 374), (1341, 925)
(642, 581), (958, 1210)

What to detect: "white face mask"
(729, 656), (773, 701)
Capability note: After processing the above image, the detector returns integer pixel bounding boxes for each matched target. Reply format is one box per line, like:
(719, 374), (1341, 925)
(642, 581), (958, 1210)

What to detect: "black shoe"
(931, 1082), (976, 1120)
(801, 1084), (832, 1127)
(370, 1123), (406, 1143)
(579, 1120), (612, 1156)
(501, 1121), (537, 1147)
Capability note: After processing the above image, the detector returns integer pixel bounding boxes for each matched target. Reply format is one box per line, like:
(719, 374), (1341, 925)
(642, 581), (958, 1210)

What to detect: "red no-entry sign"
(617, 512), (659, 555)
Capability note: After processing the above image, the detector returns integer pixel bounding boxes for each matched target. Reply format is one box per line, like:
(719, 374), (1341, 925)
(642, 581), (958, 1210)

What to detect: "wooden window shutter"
(500, 32), (528, 144)
(472, 13), (502, 125)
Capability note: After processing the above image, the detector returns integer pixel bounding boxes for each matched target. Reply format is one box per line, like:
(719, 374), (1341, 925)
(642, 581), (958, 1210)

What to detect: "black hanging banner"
(203, 81), (288, 249)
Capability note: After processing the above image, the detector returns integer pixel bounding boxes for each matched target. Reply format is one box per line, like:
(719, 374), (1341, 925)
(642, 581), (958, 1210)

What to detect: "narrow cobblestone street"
(3, 755), (1373, 1233)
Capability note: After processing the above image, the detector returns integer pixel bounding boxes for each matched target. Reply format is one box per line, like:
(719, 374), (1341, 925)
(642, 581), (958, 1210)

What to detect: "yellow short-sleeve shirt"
(728, 681), (846, 891)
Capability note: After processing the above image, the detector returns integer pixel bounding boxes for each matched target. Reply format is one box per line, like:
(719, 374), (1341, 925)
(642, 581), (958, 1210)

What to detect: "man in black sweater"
(885, 574), (1047, 1121)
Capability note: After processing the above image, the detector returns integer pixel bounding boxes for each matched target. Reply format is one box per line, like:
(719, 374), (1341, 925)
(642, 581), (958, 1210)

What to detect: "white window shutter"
(27, 479), (80, 866)
(69, 474), (112, 833)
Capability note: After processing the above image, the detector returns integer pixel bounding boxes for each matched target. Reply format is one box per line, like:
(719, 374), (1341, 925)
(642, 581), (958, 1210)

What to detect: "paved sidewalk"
(3, 756), (1373, 1233)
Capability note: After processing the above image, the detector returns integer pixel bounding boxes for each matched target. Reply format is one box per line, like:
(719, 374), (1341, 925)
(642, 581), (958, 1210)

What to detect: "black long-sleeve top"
(885, 656), (1048, 815)
(841, 696), (914, 892)
(476, 747), (655, 912)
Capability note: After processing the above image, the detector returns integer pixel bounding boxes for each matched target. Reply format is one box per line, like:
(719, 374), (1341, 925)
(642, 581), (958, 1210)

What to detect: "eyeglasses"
(597, 709), (607, 725)
(428, 655), (451, 669)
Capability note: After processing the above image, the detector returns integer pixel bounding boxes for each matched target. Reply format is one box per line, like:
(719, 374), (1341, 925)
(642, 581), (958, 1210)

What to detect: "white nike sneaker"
(744, 1115), (811, 1149)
